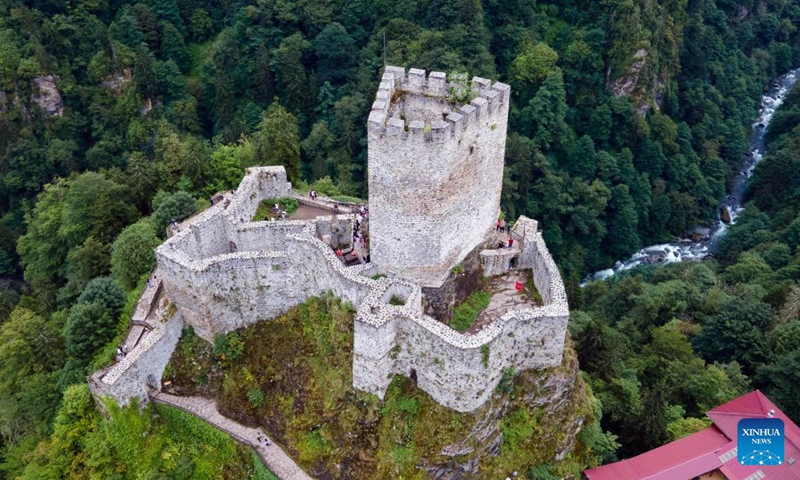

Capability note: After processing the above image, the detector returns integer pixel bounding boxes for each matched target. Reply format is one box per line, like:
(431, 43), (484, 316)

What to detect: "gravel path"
(150, 392), (313, 480)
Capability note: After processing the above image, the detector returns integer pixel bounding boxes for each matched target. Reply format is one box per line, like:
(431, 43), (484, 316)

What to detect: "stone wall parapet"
(368, 66), (511, 144)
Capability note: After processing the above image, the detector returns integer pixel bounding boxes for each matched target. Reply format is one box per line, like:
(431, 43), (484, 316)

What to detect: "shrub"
(214, 332), (245, 361)
(151, 191), (199, 235)
(247, 387), (265, 407)
(253, 197), (299, 221)
(496, 367), (516, 393)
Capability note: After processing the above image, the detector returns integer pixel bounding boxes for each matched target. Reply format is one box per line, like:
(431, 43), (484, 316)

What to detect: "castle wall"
(352, 216), (569, 412)
(367, 67), (511, 287)
(353, 303), (569, 413)
(233, 222), (307, 252)
(157, 217), (375, 342)
(89, 312), (185, 407)
(225, 167), (293, 225)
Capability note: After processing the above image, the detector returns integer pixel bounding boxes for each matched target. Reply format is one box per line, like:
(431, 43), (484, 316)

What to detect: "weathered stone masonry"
(368, 66), (510, 288)
(90, 68), (569, 414)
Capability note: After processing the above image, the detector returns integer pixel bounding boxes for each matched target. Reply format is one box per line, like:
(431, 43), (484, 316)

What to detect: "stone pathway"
(467, 270), (536, 334)
(291, 191), (358, 213)
(150, 392), (313, 480)
(120, 270), (164, 354)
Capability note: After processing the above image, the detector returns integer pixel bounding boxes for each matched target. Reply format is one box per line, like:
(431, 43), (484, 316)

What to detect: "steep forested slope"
(574, 86), (800, 458)
(0, 0), (798, 476)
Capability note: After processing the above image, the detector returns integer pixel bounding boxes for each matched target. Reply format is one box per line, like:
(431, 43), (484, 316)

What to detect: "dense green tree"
(521, 70), (568, 150)
(151, 191), (198, 234)
(159, 22), (189, 73)
(252, 102), (302, 181)
(302, 121), (336, 180)
(694, 299), (775, 373)
(58, 237), (111, 306)
(509, 42), (558, 87)
(313, 23), (357, 84)
(110, 220), (161, 290)
(59, 172), (139, 247)
(63, 302), (115, 368)
(605, 185), (640, 261)
(77, 277), (126, 318)
(0, 307), (63, 442)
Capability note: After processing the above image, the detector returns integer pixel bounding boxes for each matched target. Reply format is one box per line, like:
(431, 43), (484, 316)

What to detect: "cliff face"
(2, 75), (64, 117)
(31, 75), (63, 117)
(608, 49), (666, 116)
(427, 344), (592, 479)
(164, 296), (599, 479)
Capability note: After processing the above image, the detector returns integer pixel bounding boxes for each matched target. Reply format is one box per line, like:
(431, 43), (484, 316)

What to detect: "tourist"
(507, 237), (514, 248)
(336, 248), (343, 260)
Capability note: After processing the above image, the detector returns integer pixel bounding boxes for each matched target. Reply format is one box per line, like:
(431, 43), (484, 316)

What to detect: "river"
(585, 68), (800, 283)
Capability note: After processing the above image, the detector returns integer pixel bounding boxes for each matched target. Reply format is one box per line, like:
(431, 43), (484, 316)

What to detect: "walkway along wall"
(89, 311), (184, 408)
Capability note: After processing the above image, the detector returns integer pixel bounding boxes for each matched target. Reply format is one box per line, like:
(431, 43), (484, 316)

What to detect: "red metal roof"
(584, 425), (731, 480)
(711, 391), (800, 480)
(707, 390), (800, 447)
(584, 391), (800, 480)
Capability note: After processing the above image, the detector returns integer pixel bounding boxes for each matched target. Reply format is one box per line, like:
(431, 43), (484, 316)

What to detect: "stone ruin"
(89, 67), (569, 414)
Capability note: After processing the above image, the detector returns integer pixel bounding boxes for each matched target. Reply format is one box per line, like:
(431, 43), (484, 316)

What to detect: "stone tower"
(367, 66), (511, 287)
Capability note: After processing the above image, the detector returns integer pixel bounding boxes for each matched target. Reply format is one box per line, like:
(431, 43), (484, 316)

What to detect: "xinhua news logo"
(738, 418), (784, 466)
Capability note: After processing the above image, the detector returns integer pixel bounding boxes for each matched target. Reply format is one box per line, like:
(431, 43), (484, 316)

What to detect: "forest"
(0, 0), (799, 476)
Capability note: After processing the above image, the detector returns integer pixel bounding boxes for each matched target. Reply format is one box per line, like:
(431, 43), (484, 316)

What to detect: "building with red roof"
(584, 391), (800, 480)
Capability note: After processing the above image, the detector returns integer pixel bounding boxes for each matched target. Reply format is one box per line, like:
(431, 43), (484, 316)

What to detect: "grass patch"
(450, 290), (492, 332)
(253, 197), (299, 221)
(525, 275), (544, 304)
(389, 295), (404, 306)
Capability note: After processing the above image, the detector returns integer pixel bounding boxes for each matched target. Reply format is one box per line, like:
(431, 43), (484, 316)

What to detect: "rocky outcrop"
(30, 75), (63, 117)
(100, 68), (133, 94)
(608, 49), (665, 116)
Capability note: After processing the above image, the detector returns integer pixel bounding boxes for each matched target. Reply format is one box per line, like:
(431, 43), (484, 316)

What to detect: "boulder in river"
(721, 205), (732, 224)
(690, 226), (711, 242)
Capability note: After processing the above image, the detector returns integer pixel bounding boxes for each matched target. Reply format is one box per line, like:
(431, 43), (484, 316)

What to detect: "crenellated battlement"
(368, 66), (510, 144)
(368, 66), (510, 287)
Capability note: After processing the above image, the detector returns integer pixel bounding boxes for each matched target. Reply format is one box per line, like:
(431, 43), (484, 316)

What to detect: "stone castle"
(90, 67), (569, 414)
